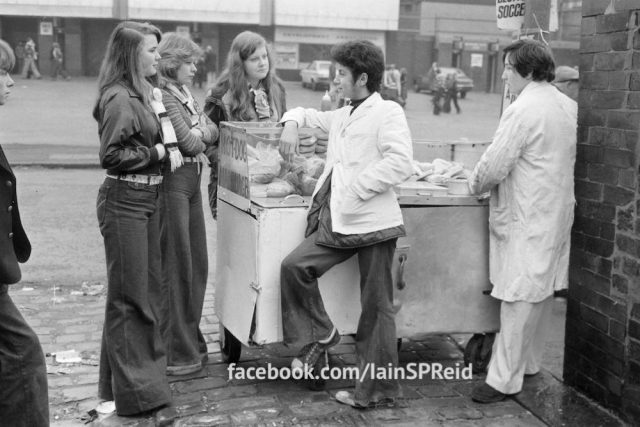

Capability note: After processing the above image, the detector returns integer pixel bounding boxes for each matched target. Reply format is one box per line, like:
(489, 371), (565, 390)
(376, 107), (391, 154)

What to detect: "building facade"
(0, 0), (580, 93)
(0, 0), (398, 78)
(565, 1), (640, 424)
(387, 0), (582, 95)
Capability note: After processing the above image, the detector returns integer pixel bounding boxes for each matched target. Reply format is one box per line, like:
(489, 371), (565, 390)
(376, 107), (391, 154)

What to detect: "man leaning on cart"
(468, 39), (577, 403)
(277, 39), (413, 409)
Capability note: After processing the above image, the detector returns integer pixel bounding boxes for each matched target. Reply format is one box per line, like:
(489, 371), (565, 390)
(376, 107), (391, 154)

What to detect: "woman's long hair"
(209, 31), (284, 121)
(93, 21), (161, 119)
(0, 39), (15, 72)
(157, 32), (201, 89)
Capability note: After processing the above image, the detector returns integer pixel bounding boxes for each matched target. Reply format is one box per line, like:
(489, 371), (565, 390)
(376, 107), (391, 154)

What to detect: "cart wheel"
(464, 333), (495, 374)
(219, 324), (242, 364)
(397, 338), (403, 353)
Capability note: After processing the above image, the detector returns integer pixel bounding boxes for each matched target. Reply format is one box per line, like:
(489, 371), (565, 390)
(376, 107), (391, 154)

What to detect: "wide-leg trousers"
(281, 233), (401, 406)
(0, 284), (49, 426)
(160, 163), (208, 370)
(96, 178), (171, 415)
(486, 296), (553, 394)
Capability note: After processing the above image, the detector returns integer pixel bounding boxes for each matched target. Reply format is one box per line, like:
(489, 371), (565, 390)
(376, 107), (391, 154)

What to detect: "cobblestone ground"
(15, 281), (626, 427)
(11, 282), (550, 427)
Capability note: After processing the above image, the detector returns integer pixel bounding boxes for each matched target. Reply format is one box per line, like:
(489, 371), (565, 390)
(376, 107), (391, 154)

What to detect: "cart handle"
(280, 194), (306, 206)
(397, 253), (407, 290)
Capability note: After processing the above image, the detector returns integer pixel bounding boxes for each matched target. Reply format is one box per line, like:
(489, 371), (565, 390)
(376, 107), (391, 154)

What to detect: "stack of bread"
(298, 134), (317, 158)
(315, 131), (329, 158)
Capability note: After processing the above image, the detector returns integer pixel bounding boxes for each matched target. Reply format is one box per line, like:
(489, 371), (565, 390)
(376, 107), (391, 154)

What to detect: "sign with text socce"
(496, 0), (526, 30)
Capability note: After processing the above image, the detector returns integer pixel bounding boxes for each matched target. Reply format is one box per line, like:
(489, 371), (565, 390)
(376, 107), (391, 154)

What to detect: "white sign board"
(275, 27), (385, 50)
(39, 22), (53, 36)
(176, 26), (190, 37)
(496, 0), (526, 30)
(471, 53), (484, 68)
(274, 43), (299, 70)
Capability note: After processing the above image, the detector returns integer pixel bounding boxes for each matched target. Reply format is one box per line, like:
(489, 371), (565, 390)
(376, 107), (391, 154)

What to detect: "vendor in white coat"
(278, 40), (413, 409)
(469, 39), (577, 403)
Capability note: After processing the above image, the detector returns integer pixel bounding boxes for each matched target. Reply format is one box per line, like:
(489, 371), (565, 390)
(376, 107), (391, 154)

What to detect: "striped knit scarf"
(150, 87), (183, 172)
(165, 83), (200, 127)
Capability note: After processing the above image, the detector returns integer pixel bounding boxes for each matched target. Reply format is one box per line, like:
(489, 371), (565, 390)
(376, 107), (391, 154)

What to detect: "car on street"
(300, 60), (332, 91)
(413, 67), (474, 98)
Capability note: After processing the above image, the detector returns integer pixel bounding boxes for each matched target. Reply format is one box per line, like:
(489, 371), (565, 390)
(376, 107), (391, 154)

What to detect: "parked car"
(413, 67), (474, 98)
(300, 60), (332, 91)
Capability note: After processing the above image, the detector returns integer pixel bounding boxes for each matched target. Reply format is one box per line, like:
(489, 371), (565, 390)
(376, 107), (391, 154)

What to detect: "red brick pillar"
(565, 1), (640, 424)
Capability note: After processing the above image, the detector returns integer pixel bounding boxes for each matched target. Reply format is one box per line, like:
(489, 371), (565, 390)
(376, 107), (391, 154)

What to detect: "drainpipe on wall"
(113, 0), (129, 21)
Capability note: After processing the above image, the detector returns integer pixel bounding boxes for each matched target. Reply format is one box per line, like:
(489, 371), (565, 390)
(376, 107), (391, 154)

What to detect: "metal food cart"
(215, 122), (499, 368)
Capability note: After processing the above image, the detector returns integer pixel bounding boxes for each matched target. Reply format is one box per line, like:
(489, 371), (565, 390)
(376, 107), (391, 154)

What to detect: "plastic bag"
(306, 157), (325, 179)
(266, 179), (296, 197)
(249, 142), (282, 184)
(279, 154), (307, 177)
(283, 170), (318, 196)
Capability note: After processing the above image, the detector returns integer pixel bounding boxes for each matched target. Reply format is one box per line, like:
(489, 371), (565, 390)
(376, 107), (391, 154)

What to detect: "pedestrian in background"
(21, 37), (41, 79)
(194, 51), (206, 89)
(469, 39), (576, 404)
(399, 67), (408, 102)
(431, 70), (445, 115)
(50, 42), (70, 80)
(443, 73), (460, 114)
(203, 30), (286, 219)
(278, 39), (413, 409)
(157, 32), (218, 376)
(0, 37), (49, 427)
(14, 41), (25, 75)
(204, 45), (217, 86)
(390, 64), (402, 98)
(93, 21), (172, 416)
(552, 65), (579, 102)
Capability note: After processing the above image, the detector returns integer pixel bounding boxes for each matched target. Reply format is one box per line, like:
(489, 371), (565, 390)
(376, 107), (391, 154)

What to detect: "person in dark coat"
(93, 21), (172, 416)
(442, 73), (460, 114)
(204, 45), (217, 86)
(0, 38), (49, 427)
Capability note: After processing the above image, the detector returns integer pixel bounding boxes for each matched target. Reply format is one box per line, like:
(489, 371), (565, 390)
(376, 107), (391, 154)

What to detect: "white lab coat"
(469, 81), (577, 303)
(281, 93), (413, 235)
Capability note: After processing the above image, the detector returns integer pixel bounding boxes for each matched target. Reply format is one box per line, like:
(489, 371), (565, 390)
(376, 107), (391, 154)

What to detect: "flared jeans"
(160, 163), (208, 371)
(96, 177), (171, 415)
(0, 284), (49, 426)
(281, 234), (401, 406)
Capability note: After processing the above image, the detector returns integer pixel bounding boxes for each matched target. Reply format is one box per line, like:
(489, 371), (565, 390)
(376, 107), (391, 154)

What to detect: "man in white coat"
(469, 39), (577, 403)
(278, 40), (413, 409)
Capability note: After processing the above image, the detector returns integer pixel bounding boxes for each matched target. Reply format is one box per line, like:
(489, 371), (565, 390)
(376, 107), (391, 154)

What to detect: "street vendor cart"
(215, 122), (499, 368)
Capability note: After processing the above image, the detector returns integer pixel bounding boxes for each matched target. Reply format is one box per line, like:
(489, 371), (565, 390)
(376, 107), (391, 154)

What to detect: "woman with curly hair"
(156, 32), (218, 376)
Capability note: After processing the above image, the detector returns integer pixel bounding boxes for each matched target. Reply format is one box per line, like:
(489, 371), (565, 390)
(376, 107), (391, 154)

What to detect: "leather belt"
(106, 173), (163, 185)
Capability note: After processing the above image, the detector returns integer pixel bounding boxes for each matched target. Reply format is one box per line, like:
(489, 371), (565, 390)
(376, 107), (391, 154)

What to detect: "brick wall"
(565, 1), (640, 424)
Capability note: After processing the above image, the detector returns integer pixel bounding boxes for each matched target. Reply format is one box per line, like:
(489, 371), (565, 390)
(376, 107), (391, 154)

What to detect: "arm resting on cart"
(279, 107), (336, 160)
